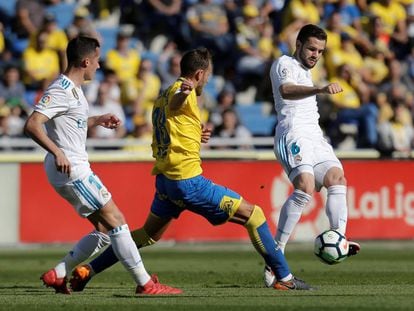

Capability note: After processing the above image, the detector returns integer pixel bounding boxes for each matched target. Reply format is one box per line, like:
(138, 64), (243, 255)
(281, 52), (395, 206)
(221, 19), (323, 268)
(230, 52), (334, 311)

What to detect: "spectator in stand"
(66, 6), (97, 39)
(83, 68), (121, 109)
(369, 0), (409, 59)
(379, 57), (414, 96)
(88, 82), (126, 139)
(213, 108), (253, 149)
(377, 99), (414, 157)
(0, 65), (27, 107)
(105, 27), (141, 84)
(0, 105), (10, 137)
(12, 0), (45, 40)
(366, 15), (394, 59)
(328, 64), (378, 148)
(28, 13), (68, 71)
(282, 0), (320, 30)
(0, 22), (4, 55)
(234, 5), (273, 91)
(157, 42), (182, 91)
(186, 0), (235, 73)
(121, 58), (161, 123)
(22, 30), (60, 90)
(209, 88), (237, 129)
(6, 104), (26, 137)
(146, 0), (184, 45)
(325, 32), (364, 79)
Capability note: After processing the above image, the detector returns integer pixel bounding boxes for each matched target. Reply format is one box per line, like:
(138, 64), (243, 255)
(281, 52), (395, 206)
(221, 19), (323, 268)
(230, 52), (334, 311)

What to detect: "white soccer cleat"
(263, 265), (276, 288)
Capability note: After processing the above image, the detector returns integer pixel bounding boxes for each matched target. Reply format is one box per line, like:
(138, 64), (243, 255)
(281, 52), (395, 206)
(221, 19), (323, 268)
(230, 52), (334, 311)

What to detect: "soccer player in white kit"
(263, 24), (360, 287)
(24, 36), (181, 295)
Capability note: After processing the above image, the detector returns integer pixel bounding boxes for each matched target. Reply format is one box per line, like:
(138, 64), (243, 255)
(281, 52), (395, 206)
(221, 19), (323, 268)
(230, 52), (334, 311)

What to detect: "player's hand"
(180, 79), (194, 95)
(322, 83), (343, 94)
(98, 113), (121, 129)
(201, 123), (212, 143)
(55, 150), (71, 177)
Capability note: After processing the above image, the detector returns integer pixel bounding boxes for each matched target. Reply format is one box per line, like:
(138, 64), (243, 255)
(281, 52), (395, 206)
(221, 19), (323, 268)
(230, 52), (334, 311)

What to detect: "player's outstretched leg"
(244, 205), (313, 290)
(41, 269), (70, 294)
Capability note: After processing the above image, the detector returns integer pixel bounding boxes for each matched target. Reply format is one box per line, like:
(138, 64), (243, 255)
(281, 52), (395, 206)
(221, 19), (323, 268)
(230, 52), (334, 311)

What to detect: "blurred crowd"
(0, 0), (414, 156)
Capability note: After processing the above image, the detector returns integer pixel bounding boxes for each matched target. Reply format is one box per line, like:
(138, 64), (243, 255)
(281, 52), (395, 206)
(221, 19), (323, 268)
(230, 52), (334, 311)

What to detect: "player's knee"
(293, 175), (315, 195)
(325, 173), (347, 187)
(244, 205), (266, 229)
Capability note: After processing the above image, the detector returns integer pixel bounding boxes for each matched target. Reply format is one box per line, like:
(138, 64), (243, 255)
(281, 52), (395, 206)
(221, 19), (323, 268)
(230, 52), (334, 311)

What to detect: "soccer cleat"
(69, 264), (92, 292)
(347, 241), (361, 256)
(136, 274), (183, 295)
(263, 265), (276, 288)
(273, 276), (313, 291)
(41, 269), (71, 294)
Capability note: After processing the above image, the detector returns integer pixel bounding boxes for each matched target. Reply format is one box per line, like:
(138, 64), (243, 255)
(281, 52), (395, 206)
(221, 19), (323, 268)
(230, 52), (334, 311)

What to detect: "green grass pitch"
(0, 241), (414, 311)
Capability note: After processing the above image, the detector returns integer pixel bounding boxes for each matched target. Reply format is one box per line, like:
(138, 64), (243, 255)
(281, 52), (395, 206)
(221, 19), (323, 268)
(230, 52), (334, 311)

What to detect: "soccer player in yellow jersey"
(70, 48), (312, 291)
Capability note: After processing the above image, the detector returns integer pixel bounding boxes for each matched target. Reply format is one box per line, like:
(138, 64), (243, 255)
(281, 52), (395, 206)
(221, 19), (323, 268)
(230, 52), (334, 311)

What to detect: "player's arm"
(24, 111), (71, 176)
(88, 113), (121, 129)
(169, 78), (193, 111)
(279, 82), (343, 100)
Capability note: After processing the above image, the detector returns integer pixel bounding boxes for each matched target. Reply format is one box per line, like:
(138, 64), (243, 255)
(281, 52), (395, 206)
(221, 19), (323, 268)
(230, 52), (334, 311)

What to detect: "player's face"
(84, 48), (101, 80)
(195, 62), (212, 96)
(297, 37), (326, 69)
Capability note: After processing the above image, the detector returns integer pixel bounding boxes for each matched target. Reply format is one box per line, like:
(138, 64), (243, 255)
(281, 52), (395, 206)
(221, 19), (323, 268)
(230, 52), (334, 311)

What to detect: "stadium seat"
(235, 103), (276, 136)
(96, 26), (118, 60)
(0, 0), (16, 18)
(46, 3), (77, 29)
(24, 90), (38, 107)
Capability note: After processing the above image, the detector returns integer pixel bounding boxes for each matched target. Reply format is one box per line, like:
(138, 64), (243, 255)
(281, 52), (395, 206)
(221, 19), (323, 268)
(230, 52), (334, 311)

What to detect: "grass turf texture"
(0, 241), (413, 311)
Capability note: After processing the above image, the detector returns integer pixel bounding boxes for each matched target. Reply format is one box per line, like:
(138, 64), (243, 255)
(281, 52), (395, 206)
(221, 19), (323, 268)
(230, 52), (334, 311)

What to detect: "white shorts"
(53, 172), (112, 218)
(274, 131), (343, 189)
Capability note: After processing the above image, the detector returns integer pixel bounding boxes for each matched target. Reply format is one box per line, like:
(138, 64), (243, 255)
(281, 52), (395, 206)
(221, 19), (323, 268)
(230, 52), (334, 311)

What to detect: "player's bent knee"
(244, 205), (266, 229)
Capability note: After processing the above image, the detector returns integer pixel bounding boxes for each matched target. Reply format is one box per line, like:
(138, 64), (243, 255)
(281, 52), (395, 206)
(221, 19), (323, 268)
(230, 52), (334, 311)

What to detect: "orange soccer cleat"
(69, 264), (92, 292)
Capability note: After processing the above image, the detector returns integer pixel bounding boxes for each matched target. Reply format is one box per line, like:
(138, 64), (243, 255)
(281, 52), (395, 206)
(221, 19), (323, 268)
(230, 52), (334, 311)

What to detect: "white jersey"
(34, 74), (91, 186)
(270, 55), (321, 136)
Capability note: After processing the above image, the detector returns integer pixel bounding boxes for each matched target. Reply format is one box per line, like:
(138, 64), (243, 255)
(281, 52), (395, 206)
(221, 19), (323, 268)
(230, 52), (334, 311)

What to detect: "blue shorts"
(151, 174), (243, 225)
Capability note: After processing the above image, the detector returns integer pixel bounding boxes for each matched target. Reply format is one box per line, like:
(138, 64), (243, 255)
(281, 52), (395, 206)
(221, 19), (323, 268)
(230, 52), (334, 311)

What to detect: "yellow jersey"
(151, 78), (202, 180)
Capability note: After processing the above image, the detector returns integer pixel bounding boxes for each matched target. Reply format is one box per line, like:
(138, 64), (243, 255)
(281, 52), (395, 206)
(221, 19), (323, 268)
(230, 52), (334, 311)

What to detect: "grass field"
(1, 241), (414, 311)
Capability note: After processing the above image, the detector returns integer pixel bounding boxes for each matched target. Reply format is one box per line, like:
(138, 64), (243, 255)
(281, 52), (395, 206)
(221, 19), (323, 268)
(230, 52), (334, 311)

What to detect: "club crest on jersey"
(72, 88), (79, 100)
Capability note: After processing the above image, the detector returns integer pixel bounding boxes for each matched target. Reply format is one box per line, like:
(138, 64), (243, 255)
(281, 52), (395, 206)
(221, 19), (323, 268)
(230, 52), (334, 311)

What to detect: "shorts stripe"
(277, 134), (291, 173)
(73, 180), (101, 210)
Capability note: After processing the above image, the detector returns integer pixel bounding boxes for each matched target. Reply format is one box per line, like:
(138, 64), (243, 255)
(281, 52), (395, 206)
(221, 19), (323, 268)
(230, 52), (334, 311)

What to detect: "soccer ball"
(314, 230), (349, 265)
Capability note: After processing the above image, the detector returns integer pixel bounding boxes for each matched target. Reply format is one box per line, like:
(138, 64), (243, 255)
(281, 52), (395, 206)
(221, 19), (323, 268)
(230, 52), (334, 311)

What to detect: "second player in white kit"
(264, 24), (361, 287)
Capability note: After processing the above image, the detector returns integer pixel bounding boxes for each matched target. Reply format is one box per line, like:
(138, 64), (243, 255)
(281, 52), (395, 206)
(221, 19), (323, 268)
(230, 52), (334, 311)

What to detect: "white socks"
(55, 230), (110, 278)
(326, 185), (348, 235)
(108, 224), (151, 286)
(275, 189), (312, 251)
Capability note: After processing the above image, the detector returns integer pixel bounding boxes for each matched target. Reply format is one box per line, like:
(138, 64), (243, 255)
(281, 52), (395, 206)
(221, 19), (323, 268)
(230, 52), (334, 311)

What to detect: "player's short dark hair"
(297, 24), (327, 44)
(66, 36), (100, 67)
(180, 47), (211, 77)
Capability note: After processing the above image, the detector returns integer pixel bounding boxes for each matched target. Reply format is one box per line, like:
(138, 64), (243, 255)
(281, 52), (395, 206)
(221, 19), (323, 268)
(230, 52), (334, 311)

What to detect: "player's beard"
(298, 48), (317, 69)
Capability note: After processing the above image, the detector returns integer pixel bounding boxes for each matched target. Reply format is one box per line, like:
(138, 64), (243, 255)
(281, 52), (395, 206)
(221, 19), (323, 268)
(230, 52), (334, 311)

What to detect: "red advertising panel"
(20, 160), (414, 243)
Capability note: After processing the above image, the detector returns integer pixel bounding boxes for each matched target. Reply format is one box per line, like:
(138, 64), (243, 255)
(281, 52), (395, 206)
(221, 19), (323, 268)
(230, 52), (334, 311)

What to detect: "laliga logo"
(270, 173), (414, 241)
(270, 172), (328, 241)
